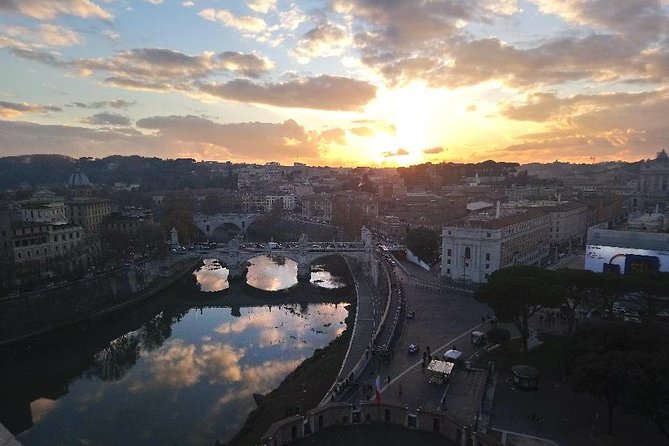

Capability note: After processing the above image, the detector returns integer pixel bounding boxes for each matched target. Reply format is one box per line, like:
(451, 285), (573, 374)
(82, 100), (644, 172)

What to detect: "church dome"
(68, 168), (91, 187)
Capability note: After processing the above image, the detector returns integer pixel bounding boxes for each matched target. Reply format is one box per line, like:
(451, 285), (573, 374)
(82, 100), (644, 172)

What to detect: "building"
(370, 215), (407, 240)
(634, 149), (669, 211)
(11, 222), (85, 265)
(441, 209), (551, 283)
(0, 207), (13, 288)
(301, 193), (333, 220)
(243, 193), (296, 212)
(103, 208), (155, 236)
(66, 199), (112, 234)
(505, 200), (588, 248)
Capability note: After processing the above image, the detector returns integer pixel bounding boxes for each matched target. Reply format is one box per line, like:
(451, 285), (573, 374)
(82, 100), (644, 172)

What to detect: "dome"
(68, 168), (91, 187)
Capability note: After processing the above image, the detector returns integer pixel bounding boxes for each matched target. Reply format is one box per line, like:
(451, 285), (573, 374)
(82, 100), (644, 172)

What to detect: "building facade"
(635, 149), (669, 211)
(11, 222), (85, 265)
(66, 199), (111, 234)
(441, 210), (551, 283)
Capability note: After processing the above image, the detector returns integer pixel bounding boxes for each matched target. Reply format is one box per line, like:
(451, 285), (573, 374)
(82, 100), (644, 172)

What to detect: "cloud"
(199, 75), (377, 111)
(333, 0), (668, 90)
(381, 148), (410, 157)
(82, 112), (132, 126)
(0, 115), (348, 163)
(495, 88), (669, 161)
(198, 8), (267, 33)
(248, 0), (276, 14)
(136, 115), (343, 161)
(293, 23), (351, 62)
(0, 101), (61, 118)
(0, 0), (113, 20)
(67, 99), (136, 109)
(530, 0), (669, 44)
(350, 126), (374, 137)
(145, 0), (163, 4)
(423, 146), (445, 154)
(11, 47), (274, 96)
(182, 1), (194, 7)
(147, 340), (244, 388)
(0, 24), (82, 49)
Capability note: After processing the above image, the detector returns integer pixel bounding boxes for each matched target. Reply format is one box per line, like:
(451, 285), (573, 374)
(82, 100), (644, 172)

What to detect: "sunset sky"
(1, 0), (668, 166)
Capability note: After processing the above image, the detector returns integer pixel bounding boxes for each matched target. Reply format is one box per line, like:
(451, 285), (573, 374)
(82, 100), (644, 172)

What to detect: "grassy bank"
(225, 298), (356, 446)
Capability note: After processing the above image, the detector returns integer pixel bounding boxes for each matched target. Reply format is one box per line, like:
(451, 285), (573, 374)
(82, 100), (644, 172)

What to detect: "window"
(485, 253), (490, 261)
(486, 232), (491, 238)
(486, 263), (490, 269)
(446, 268), (450, 274)
(447, 248), (452, 256)
(464, 247), (471, 260)
(447, 259), (451, 265)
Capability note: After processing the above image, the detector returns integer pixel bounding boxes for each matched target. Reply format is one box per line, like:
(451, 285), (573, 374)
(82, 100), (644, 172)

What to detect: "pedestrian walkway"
(320, 258), (384, 405)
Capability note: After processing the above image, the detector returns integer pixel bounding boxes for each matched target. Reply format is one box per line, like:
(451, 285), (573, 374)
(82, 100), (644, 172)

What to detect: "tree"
(270, 197), (284, 218)
(405, 227), (439, 264)
(162, 191), (198, 244)
(571, 350), (636, 435)
(554, 269), (600, 334)
(478, 266), (562, 352)
(628, 272), (669, 325)
(567, 322), (669, 437)
(201, 193), (222, 216)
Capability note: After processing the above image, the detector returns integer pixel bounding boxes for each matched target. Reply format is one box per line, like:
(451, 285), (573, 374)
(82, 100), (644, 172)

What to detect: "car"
(406, 310), (416, 319)
(408, 344), (419, 354)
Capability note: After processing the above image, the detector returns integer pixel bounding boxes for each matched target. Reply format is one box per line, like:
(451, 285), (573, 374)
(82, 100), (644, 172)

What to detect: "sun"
(362, 82), (444, 166)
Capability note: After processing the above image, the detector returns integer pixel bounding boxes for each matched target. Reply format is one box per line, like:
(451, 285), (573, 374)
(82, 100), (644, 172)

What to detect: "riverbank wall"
(0, 255), (199, 347)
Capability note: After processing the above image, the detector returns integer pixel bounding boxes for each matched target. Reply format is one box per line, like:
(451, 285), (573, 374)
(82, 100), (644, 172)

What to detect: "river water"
(0, 256), (351, 445)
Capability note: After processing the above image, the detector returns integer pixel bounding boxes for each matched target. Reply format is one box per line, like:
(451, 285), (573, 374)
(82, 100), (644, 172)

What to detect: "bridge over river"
(197, 227), (381, 284)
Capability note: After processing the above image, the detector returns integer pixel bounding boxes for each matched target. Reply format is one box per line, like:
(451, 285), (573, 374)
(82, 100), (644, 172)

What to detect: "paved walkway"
(343, 261), (492, 418)
(337, 259), (381, 381)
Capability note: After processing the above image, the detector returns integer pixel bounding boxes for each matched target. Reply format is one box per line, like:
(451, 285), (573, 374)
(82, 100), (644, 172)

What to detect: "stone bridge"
(194, 212), (260, 238)
(202, 228), (378, 283)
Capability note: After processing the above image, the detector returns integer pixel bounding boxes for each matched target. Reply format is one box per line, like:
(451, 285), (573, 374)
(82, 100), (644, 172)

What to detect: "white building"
(441, 209), (551, 283)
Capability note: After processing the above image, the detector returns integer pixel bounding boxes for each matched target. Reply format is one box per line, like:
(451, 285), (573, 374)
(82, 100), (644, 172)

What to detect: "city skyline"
(1, 0), (668, 166)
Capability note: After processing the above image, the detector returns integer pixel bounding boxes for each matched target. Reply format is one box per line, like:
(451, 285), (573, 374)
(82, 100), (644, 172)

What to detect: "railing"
(262, 401), (502, 446)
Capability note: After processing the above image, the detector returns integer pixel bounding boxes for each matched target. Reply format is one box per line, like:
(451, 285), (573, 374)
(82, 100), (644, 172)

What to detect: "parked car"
(408, 344), (419, 354)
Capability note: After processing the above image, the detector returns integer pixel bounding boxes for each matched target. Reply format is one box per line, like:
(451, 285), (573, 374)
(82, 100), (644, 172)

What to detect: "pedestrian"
(387, 375), (391, 384)
(426, 345), (431, 355)
(398, 383), (403, 396)
(453, 345), (457, 351)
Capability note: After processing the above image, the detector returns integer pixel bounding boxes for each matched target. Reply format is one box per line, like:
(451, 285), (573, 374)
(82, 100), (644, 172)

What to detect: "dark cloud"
(531, 0), (669, 44)
(0, 100), (61, 117)
(82, 112), (132, 126)
(381, 147), (409, 157)
(423, 146), (444, 154)
(198, 75), (377, 111)
(67, 99), (136, 109)
(7, 47), (378, 111)
(11, 47), (273, 86)
(335, 0), (669, 89)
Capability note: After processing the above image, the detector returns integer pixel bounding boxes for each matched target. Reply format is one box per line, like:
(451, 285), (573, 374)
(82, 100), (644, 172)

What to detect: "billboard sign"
(585, 245), (669, 274)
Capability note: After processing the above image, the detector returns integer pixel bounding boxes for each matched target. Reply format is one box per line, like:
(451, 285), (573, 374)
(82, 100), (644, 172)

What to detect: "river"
(0, 255), (352, 445)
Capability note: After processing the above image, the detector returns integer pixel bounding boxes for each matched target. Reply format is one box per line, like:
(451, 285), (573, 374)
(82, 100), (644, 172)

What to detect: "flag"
(375, 374), (382, 403)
